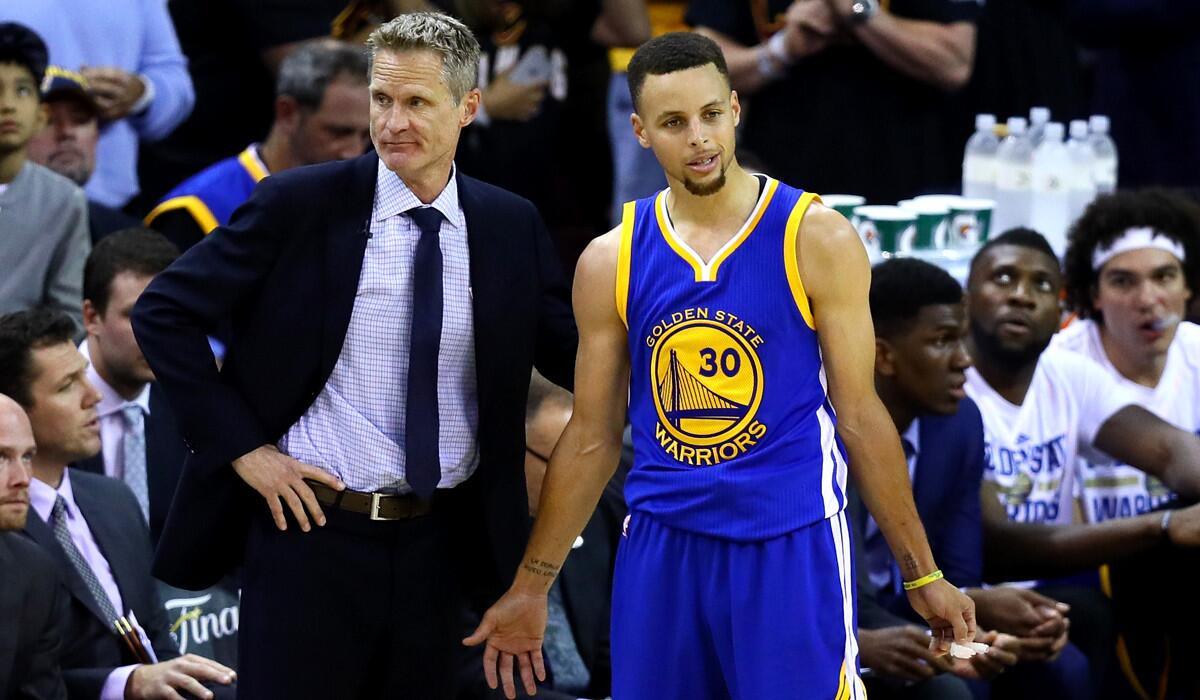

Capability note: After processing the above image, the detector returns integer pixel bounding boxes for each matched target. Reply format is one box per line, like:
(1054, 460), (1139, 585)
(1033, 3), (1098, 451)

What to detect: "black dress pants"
(237, 503), (463, 699)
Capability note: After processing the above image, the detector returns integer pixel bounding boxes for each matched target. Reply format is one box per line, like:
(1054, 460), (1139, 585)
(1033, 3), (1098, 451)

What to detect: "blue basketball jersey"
(618, 177), (849, 541)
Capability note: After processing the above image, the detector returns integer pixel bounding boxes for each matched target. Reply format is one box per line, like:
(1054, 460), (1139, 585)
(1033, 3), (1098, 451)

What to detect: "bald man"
(0, 393), (68, 700)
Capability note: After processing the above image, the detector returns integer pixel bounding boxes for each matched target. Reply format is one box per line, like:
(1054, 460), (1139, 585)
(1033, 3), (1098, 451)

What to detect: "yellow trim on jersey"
(615, 201), (636, 328)
(783, 192), (821, 330)
(143, 195), (220, 235)
(654, 178), (778, 283)
(834, 660), (848, 699)
(238, 146), (269, 183)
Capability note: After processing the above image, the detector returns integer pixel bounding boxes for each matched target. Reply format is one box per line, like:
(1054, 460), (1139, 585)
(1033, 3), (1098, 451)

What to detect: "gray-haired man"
(144, 39), (372, 252)
(132, 12), (577, 698)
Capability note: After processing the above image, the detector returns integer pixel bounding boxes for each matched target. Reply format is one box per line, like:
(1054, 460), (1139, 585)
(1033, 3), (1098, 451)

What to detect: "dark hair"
(0, 23), (48, 87)
(0, 308), (78, 408)
(1064, 189), (1200, 320)
(870, 258), (964, 337)
(83, 228), (179, 315)
(276, 39), (370, 109)
(626, 32), (730, 112)
(969, 227), (1059, 283)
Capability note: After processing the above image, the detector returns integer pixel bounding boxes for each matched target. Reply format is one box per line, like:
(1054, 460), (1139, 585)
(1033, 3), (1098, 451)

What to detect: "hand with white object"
(949, 641), (990, 658)
(939, 630), (1019, 681)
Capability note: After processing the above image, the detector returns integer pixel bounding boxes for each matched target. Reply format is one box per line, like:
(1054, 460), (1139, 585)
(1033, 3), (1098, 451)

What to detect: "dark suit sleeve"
(528, 200), (577, 392)
(133, 176), (293, 466)
(16, 543), (69, 700)
(930, 404), (985, 590)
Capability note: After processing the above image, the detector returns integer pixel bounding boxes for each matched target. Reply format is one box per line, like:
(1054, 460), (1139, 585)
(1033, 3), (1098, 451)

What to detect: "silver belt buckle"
(368, 492), (388, 521)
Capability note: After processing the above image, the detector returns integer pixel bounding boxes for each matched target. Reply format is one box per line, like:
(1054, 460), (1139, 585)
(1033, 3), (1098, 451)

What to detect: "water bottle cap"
(1069, 120), (1089, 138)
(1029, 107), (1051, 124)
(1089, 115), (1110, 133)
(975, 113), (997, 131)
(1044, 122), (1065, 141)
(1006, 116), (1028, 134)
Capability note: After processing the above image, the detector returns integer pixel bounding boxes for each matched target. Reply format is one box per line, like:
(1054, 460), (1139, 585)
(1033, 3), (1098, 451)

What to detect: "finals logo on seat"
(646, 307), (767, 466)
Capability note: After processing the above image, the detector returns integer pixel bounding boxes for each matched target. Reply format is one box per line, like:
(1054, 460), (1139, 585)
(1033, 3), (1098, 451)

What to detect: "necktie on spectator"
(405, 206), (445, 500)
(121, 403), (149, 522)
(51, 495), (120, 624)
(543, 579), (591, 694)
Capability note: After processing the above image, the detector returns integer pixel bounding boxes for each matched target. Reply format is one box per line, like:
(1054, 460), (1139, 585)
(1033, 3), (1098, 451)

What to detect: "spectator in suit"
(145, 40), (371, 253)
(460, 374), (622, 700)
(132, 13), (576, 698)
(75, 228), (183, 542)
(5, 0), (195, 208)
(0, 308), (237, 700)
(0, 23), (90, 330)
(0, 393), (68, 700)
(26, 67), (139, 243)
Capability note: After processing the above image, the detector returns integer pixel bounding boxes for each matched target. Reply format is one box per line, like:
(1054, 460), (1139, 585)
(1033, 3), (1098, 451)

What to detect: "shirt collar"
(373, 159), (465, 229)
(80, 340), (151, 419)
(30, 469), (77, 524)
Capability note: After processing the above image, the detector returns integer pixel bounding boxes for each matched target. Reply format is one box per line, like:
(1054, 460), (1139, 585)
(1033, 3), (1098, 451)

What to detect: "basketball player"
(465, 33), (976, 700)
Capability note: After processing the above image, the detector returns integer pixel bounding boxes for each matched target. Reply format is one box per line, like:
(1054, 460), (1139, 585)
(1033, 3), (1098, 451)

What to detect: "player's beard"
(969, 319), (1054, 372)
(682, 159), (728, 196)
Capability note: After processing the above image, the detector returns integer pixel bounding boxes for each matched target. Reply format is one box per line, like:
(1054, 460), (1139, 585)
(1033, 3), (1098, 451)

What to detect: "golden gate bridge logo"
(650, 319), (763, 447)
(657, 348), (750, 429)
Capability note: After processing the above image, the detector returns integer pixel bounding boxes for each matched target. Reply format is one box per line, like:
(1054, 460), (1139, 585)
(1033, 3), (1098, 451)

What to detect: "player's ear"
(730, 90), (741, 128)
(632, 112), (651, 149)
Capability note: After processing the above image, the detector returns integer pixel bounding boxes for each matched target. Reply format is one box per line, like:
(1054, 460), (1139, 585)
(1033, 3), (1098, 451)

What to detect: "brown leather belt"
(305, 479), (432, 521)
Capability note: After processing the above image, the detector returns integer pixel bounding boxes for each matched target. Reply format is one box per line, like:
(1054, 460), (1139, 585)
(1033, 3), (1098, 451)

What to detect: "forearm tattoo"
(523, 558), (561, 579)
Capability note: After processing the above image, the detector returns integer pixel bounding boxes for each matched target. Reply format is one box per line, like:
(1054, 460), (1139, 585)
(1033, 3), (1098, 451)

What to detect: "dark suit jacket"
(851, 399), (986, 629)
(22, 470), (179, 699)
(74, 384), (189, 546)
(132, 151), (578, 592)
(0, 531), (68, 700)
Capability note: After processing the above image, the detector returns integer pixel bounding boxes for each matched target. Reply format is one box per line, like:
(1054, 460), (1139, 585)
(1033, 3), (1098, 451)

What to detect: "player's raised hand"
(463, 588), (549, 698)
(906, 578), (977, 655)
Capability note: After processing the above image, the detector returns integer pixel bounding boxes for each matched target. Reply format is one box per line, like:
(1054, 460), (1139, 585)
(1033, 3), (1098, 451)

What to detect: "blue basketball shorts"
(610, 510), (864, 700)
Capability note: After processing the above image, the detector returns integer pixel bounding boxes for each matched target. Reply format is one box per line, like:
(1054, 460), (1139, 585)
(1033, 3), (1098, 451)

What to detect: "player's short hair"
(83, 228), (179, 315)
(1063, 189), (1200, 320)
(0, 308), (77, 408)
(870, 258), (964, 338)
(367, 12), (480, 103)
(626, 32), (730, 113)
(277, 39), (370, 109)
(968, 227), (1059, 284)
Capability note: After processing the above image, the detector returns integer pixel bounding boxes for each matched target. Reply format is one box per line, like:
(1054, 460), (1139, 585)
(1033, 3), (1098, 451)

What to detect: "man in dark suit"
(131, 12), (577, 699)
(0, 309), (237, 700)
(857, 259), (1098, 700)
(0, 393), (67, 700)
(74, 228), (184, 545)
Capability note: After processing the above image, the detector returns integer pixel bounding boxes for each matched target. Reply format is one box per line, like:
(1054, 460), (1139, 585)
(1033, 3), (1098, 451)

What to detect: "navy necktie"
(406, 206), (445, 499)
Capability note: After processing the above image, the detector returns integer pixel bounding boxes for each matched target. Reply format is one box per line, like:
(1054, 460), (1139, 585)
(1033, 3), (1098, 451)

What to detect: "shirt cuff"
(101, 664), (140, 700)
(130, 75), (155, 115)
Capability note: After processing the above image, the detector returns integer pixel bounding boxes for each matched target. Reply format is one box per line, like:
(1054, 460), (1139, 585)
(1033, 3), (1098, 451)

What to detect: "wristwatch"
(849, 0), (879, 25)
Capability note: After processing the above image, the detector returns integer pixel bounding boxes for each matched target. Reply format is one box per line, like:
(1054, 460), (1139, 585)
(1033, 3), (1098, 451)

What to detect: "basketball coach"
(132, 13), (577, 698)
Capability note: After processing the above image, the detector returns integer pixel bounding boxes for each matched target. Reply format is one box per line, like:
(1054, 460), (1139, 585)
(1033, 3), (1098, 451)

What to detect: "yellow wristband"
(902, 569), (944, 591)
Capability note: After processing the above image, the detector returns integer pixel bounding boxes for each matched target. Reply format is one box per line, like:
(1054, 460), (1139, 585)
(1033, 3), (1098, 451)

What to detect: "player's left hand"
(463, 588), (549, 698)
(906, 578), (977, 655)
(80, 66), (146, 121)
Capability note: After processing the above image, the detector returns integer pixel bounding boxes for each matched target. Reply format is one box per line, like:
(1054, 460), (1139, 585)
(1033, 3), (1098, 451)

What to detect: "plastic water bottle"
(1028, 106), (1051, 147)
(993, 117), (1034, 235)
(1089, 115), (1118, 194)
(1031, 122), (1071, 256)
(962, 114), (1000, 200)
(1066, 120), (1097, 223)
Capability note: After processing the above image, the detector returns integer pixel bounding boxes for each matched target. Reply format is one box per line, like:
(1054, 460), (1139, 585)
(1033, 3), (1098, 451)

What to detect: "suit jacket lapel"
(460, 175), (513, 444)
(320, 152), (379, 382)
(23, 512), (112, 628)
(72, 482), (140, 619)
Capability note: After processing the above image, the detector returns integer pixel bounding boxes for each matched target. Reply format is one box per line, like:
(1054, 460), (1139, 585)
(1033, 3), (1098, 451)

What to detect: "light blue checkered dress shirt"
(279, 161), (479, 493)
